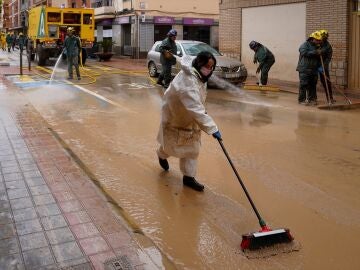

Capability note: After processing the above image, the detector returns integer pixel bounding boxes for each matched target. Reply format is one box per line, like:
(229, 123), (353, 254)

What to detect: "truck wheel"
(80, 48), (87, 65)
(37, 45), (46, 66)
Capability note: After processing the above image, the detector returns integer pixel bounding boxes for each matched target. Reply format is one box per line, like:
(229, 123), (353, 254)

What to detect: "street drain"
(104, 255), (134, 270)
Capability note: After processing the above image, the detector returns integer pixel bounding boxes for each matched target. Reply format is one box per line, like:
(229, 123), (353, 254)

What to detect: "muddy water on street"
(22, 73), (360, 270)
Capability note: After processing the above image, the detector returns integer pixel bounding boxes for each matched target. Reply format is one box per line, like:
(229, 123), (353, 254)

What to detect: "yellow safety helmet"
(309, 31), (322, 41)
(67, 27), (75, 33)
(319, 29), (329, 39)
(19, 32), (23, 36)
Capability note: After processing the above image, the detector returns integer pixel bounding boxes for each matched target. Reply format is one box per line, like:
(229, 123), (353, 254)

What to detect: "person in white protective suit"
(156, 51), (222, 192)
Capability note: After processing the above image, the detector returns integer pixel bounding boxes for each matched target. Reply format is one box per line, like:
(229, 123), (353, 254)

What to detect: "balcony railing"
(91, 0), (113, 8)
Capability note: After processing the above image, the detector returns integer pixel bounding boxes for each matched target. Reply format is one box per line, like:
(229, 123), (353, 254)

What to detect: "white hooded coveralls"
(157, 63), (218, 177)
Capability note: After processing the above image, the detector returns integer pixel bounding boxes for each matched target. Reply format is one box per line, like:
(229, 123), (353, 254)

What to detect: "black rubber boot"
(183, 176), (204, 192)
(158, 158), (169, 171)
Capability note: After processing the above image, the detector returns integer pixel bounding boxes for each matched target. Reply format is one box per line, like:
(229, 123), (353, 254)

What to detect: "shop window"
(353, 0), (360, 11)
(47, 12), (61, 23)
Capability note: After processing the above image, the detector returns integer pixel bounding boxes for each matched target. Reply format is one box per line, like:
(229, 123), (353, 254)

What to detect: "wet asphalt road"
(7, 59), (360, 270)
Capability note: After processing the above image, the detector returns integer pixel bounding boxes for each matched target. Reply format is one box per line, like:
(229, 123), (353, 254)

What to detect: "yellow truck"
(28, 6), (95, 65)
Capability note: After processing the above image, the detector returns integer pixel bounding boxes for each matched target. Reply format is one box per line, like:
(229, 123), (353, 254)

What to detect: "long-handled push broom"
(216, 138), (294, 250)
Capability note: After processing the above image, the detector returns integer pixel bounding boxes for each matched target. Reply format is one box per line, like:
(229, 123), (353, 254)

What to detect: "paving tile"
(25, 176), (46, 187)
(20, 164), (39, 172)
(2, 165), (21, 174)
(81, 197), (107, 210)
(115, 247), (148, 268)
(7, 188), (30, 199)
(23, 170), (42, 179)
(14, 147), (30, 155)
(19, 231), (48, 251)
(79, 236), (110, 256)
(10, 197), (33, 210)
(15, 153), (33, 160)
(0, 149), (13, 155)
(91, 214), (122, 235)
(51, 241), (84, 263)
(46, 227), (75, 245)
(0, 253), (24, 270)
(17, 158), (36, 166)
(36, 203), (61, 217)
(15, 218), (43, 235)
(58, 260), (91, 269)
(71, 222), (100, 239)
(0, 190), (7, 201)
(0, 199), (11, 211)
(27, 265), (59, 270)
(41, 215), (68, 230)
(89, 250), (116, 270)
(53, 190), (76, 202)
(0, 160), (18, 168)
(22, 247), (55, 268)
(59, 200), (84, 213)
(5, 180), (26, 189)
(0, 237), (20, 255)
(64, 211), (91, 226)
(33, 193), (56, 206)
(0, 155), (16, 162)
(3, 172), (23, 182)
(0, 211), (13, 225)
(13, 207), (37, 222)
(49, 182), (70, 192)
(29, 184), (51, 196)
(0, 223), (16, 239)
(104, 231), (133, 250)
(72, 187), (98, 199)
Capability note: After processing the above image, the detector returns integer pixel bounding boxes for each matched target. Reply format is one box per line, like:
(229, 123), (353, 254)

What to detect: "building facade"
(2, 0), (91, 35)
(219, 0), (360, 91)
(93, 0), (219, 58)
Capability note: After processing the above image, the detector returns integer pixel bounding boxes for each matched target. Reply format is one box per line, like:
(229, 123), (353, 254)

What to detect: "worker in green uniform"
(6, 33), (13, 53)
(156, 29), (178, 88)
(249, 41), (275, 86)
(64, 27), (81, 80)
(18, 32), (26, 52)
(296, 32), (322, 105)
(318, 29), (335, 104)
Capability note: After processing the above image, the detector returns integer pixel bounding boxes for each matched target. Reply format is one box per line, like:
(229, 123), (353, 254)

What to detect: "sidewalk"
(0, 73), (169, 269)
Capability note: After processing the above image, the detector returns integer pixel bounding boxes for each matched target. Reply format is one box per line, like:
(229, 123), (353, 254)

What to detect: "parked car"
(146, 40), (247, 86)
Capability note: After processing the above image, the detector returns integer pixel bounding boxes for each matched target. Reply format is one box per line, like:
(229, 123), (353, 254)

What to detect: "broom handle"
(217, 138), (266, 227)
(320, 55), (330, 103)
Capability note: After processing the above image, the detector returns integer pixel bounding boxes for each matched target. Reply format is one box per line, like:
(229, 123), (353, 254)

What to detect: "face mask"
(200, 66), (212, 77)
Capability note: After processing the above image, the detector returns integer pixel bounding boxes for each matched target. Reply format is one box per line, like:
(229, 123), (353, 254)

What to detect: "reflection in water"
(249, 107), (272, 127)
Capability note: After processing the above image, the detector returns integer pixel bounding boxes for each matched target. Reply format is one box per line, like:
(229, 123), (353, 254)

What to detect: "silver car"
(146, 40), (247, 86)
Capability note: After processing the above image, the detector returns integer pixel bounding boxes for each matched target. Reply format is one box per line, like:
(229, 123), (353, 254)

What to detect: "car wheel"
(148, 62), (158, 77)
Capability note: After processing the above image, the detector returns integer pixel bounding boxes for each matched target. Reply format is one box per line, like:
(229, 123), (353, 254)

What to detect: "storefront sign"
(183, 18), (214, 25)
(114, 16), (130, 24)
(154, 16), (175, 24)
(98, 19), (113, 26)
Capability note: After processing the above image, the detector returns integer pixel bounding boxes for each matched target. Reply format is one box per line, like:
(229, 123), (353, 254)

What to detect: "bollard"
(26, 40), (32, 71)
(20, 47), (23, 76)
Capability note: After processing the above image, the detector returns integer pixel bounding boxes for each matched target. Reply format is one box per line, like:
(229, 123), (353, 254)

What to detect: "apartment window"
(353, 0), (360, 11)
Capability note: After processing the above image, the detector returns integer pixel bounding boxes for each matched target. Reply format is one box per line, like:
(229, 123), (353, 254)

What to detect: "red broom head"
(240, 228), (293, 250)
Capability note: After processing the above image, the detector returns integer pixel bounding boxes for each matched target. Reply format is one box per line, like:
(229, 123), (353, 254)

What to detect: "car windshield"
(182, 43), (221, 56)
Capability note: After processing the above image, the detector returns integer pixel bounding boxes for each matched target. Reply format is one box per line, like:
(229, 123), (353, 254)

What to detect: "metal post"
(26, 40), (32, 71)
(20, 48), (23, 75)
(137, 14), (140, 59)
